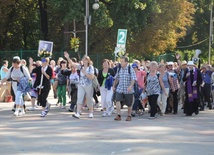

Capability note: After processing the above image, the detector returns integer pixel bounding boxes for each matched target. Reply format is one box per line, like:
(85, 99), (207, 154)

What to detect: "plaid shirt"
(115, 65), (137, 94)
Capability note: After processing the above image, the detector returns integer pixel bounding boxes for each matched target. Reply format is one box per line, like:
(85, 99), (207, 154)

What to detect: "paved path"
(0, 93), (214, 155)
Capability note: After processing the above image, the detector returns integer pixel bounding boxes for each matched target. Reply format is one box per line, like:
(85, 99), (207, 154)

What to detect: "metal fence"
(0, 50), (175, 69)
(0, 50), (114, 69)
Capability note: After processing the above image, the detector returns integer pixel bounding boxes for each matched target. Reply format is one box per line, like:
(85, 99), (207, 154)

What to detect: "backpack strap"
(128, 65), (131, 74)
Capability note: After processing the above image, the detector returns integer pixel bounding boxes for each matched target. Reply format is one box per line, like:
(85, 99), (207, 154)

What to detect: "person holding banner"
(29, 57), (52, 117)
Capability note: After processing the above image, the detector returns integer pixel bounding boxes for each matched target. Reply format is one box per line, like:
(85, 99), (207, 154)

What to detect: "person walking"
(183, 61), (202, 116)
(0, 60), (9, 80)
(167, 61), (180, 114)
(97, 59), (115, 117)
(112, 56), (137, 121)
(0, 56), (31, 116)
(157, 63), (173, 115)
(64, 52), (95, 119)
(56, 60), (68, 109)
(201, 64), (213, 110)
(29, 57), (53, 117)
(145, 61), (161, 119)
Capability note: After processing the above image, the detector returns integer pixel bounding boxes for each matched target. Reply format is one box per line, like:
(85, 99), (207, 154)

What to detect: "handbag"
(92, 76), (99, 90)
(140, 92), (148, 105)
(4, 89), (13, 102)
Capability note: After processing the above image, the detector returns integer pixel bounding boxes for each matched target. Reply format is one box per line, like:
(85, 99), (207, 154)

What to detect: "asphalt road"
(0, 93), (214, 155)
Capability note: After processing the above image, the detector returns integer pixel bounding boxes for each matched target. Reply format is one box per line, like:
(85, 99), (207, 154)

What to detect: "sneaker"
(89, 113), (93, 118)
(95, 103), (99, 108)
(125, 116), (132, 121)
(19, 109), (25, 115)
(68, 109), (74, 112)
(102, 112), (107, 117)
(72, 113), (80, 119)
(45, 104), (51, 113)
(114, 115), (121, 121)
(131, 112), (136, 117)
(40, 111), (47, 117)
(149, 116), (155, 119)
(28, 107), (35, 111)
(61, 106), (66, 109)
(14, 109), (19, 116)
(107, 111), (112, 116)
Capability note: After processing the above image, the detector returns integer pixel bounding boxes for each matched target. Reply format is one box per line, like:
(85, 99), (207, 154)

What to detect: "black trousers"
(70, 88), (77, 109)
(148, 94), (159, 117)
(38, 89), (50, 108)
(172, 90), (179, 113)
(201, 83), (212, 104)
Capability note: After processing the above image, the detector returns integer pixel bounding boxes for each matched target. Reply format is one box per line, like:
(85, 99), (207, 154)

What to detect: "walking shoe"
(149, 116), (155, 119)
(61, 106), (66, 109)
(102, 112), (107, 117)
(89, 113), (93, 118)
(68, 109), (74, 112)
(107, 110), (112, 116)
(114, 115), (121, 121)
(28, 107), (35, 111)
(131, 112), (136, 117)
(72, 113), (80, 119)
(208, 104), (212, 110)
(14, 109), (19, 116)
(40, 111), (47, 117)
(125, 116), (132, 121)
(94, 103), (99, 108)
(19, 109), (25, 115)
(45, 104), (51, 113)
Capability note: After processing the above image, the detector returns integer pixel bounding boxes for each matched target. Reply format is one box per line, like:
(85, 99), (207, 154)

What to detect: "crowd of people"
(0, 52), (214, 120)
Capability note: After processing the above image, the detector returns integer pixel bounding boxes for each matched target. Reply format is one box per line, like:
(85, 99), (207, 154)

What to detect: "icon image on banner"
(38, 40), (53, 58)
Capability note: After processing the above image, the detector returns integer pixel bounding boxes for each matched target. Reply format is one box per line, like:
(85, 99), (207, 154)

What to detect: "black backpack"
(8, 66), (24, 81)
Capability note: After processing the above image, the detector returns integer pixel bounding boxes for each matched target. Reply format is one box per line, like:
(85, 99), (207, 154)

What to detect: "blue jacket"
(17, 77), (31, 94)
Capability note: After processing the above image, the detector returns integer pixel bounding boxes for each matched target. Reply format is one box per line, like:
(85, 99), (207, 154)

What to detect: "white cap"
(187, 61), (194, 66)
(13, 56), (20, 61)
(167, 61), (174, 65)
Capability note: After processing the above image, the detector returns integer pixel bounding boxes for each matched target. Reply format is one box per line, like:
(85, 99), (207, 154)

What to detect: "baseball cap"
(132, 63), (138, 68)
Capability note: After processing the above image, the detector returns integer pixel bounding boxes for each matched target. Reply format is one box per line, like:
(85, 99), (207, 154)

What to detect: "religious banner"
(38, 40), (53, 58)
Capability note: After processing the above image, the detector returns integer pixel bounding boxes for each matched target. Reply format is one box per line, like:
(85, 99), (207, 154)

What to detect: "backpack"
(117, 64), (131, 75)
(89, 66), (99, 90)
(9, 66), (24, 80)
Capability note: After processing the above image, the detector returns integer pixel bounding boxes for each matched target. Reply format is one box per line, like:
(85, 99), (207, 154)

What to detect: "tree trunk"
(38, 0), (48, 40)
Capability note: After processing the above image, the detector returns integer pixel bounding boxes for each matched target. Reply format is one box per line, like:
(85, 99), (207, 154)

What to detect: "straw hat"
(181, 60), (187, 66)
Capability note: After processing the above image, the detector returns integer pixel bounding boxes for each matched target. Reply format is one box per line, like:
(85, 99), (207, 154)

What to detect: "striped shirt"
(115, 65), (137, 94)
(168, 70), (180, 90)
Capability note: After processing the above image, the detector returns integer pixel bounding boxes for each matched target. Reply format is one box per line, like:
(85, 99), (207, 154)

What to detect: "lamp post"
(209, 3), (213, 64)
(85, 0), (99, 56)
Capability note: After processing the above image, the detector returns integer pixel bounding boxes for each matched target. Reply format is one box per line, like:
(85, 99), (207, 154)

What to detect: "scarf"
(187, 67), (198, 102)
(37, 66), (48, 89)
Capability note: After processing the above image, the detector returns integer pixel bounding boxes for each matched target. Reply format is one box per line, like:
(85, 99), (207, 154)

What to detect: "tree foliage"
(0, 0), (212, 63)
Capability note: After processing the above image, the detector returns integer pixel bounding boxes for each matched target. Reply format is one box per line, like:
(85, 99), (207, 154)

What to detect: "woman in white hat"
(183, 61), (202, 116)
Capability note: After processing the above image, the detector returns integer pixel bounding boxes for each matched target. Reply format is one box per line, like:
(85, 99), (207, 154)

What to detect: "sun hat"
(187, 61), (194, 66)
(181, 60), (187, 66)
(167, 61), (174, 65)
